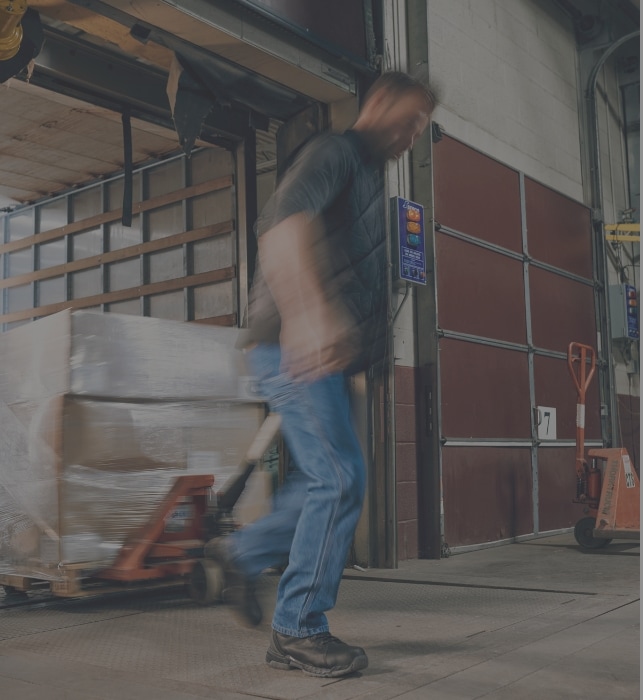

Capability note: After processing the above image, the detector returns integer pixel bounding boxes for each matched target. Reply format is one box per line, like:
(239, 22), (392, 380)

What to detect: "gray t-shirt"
(245, 129), (387, 374)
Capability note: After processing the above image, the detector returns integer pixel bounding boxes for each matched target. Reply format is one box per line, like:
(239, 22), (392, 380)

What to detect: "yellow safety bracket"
(605, 223), (640, 243)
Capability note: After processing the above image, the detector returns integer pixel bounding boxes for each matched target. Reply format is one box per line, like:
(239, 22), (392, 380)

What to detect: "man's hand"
(280, 301), (359, 381)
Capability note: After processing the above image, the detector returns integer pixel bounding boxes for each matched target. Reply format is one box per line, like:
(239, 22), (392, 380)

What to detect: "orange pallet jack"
(567, 342), (640, 549)
(97, 412), (282, 603)
(1, 413), (281, 603)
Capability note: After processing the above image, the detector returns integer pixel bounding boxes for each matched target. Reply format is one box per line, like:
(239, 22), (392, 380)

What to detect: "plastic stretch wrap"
(0, 311), (265, 581)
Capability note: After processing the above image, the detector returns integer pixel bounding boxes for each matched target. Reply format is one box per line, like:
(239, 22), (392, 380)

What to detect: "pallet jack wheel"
(188, 559), (225, 605)
(574, 516), (612, 550)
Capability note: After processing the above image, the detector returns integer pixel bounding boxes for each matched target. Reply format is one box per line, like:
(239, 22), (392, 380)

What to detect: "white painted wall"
(427, 0), (583, 201)
(392, 287), (417, 367)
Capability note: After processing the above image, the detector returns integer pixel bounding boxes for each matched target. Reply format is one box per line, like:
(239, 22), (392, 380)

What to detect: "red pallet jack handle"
(567, 342), (597, 500)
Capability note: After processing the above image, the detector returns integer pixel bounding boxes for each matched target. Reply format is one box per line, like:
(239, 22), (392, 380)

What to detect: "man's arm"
(259, 212), (358, 380)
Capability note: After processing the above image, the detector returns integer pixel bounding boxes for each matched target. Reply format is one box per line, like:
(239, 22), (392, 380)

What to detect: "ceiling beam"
(65, 0), (356, 102)
(34, 28), (172, 119)
(21, 26), (253, 146)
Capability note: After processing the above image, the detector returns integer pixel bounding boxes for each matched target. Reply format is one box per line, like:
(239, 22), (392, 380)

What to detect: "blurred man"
(208, 71), (435, 677)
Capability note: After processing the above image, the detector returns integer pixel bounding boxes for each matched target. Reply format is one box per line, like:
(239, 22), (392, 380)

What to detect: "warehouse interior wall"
(427, 0), (585, 201)
(1, 0), (637, 564)
(402, 0), (641, 556)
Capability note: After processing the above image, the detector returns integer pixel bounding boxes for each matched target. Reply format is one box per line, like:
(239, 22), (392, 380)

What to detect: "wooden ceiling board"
(0, 164), (75, 192)
(1, 157), (105, 192)
(0, 156), (87, 186)
(12, 106), (178, 155)
(12, 122), (136, 164)
(5, 110), (172, 165)
(0, 91), (75, 123)
(0, 185), (41, 202)
(1, 138), (121, 174)
(0, 79), (182, 206)
(32, 111), (133, 147)
(9, 130), (133, 167)
(3, 80), (180, 151)
(0, 149), (97, 180)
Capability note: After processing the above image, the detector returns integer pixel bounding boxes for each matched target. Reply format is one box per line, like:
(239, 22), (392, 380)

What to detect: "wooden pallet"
(1, 567), (195, 600)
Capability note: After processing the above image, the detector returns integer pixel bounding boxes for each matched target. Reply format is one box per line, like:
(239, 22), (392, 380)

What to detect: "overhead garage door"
(432, 135), (602, 549)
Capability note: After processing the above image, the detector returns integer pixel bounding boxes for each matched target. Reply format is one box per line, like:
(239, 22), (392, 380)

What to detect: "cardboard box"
(0, 311), (266, 579)
(0, 309), (259, 403)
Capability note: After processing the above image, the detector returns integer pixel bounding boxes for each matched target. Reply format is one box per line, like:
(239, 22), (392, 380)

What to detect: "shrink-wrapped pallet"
(0, 310), (265, 581)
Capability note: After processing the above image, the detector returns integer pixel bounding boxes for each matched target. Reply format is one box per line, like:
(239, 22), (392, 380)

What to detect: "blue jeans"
(228, 343), (366, 637)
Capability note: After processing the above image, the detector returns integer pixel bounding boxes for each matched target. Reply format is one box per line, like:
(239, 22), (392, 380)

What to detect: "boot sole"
(265, 649), (368, 678)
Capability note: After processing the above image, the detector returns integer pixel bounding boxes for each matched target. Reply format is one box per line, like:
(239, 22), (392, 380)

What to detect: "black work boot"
(266, 630), (368, 677)
(203, 538), (262, 627)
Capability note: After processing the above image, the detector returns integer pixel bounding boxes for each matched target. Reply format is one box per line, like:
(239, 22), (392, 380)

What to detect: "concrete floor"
(0, 533), (639, 699)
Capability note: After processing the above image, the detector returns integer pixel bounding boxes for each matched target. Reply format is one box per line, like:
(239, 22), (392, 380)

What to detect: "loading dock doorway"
(421, 135), (602, 552)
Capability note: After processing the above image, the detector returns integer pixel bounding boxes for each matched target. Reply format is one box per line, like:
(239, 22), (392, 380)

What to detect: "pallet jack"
(1, 413), (281, 602)
(567, 342), (640, 549)
(100, 412), (282, 604)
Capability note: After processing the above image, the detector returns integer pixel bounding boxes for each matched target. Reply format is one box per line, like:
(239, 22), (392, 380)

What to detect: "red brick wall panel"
(442, 447), (533, 546)
(530, 269), (597, 354)
(433, 135), (522, 252)
(436, 233), (527, 344)
(525, 178), (593, 278)
(440, 340), (531, 439)
(537, 447), (586, 531)
(396, 442), (418, 483)
(396, 480), (419, 522)
(394, 365), (420, 559)
(397, 520), (419, 561)
(394, 365), (418, 405)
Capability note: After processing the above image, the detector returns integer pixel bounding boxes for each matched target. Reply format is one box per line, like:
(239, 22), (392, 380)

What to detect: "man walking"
(208, 71), (435, 677)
